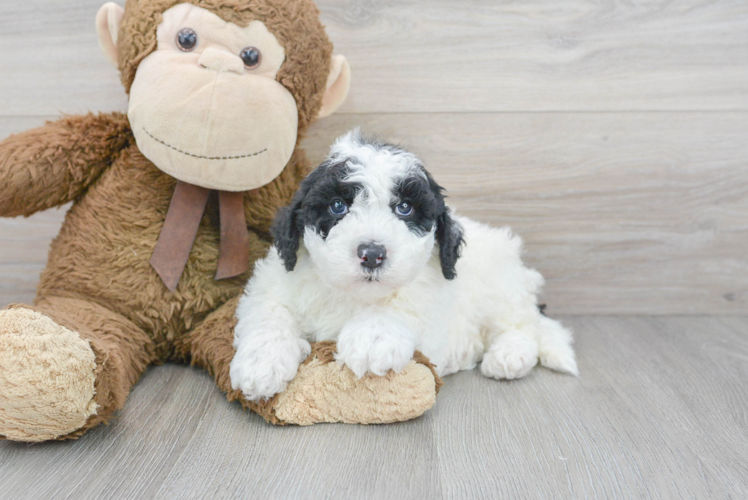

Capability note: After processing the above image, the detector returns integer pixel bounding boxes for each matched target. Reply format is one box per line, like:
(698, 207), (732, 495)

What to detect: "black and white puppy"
(230, 130), (577, 401)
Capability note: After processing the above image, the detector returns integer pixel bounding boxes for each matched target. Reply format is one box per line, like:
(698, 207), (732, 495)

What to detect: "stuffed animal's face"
(273, 131), (464, 300)
(96, 0), (351, 192)
(128, 4), (296, 192)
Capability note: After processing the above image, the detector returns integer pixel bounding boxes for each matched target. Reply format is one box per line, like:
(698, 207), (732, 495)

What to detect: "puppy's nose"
(358, 243), (387, 270)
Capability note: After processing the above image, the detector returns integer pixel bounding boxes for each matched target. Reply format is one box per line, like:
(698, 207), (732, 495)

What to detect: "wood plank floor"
(1, 316), (746, 499)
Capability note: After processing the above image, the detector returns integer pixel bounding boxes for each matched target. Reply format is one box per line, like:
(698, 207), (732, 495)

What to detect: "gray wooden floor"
(1, 316), (746, 499)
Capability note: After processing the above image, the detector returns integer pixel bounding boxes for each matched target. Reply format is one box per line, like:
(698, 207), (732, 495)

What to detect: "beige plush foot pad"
(0, 306), (98, 442)
(247, 342), (442, 425)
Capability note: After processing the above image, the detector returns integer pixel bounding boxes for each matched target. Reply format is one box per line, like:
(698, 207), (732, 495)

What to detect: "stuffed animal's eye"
(395, 202), (413, 217)
(329, 200), (349, 216)
(240, 47), (262, 69)
(177, 28), (198, 52)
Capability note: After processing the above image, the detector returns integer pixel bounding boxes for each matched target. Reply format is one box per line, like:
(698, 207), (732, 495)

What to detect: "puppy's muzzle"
(358, 243), (386, 270)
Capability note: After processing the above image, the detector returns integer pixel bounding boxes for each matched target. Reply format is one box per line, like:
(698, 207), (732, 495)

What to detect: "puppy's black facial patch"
(392, 173), (442, 236)
(271, 159), (362, 271)
(299, 160), (360, 239)
(394, 167), (464, 280)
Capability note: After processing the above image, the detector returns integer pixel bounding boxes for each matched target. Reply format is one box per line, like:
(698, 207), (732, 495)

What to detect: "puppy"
(230, 130), (578, 401)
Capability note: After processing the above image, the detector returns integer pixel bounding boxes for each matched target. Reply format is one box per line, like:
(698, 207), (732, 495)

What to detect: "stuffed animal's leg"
(186, 296), (442, 426)
(0, 297), (155, 442)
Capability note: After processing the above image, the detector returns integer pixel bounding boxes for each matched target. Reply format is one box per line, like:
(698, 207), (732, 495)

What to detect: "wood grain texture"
(2, 114), (746, 314)
(1, 2), (747, 498)
(1, 1), (747, 115)
(0, 1), (746, 315)
(303, 112), (748, 315)
(325, 0), (748, 113)
(1, 316), (746, 499)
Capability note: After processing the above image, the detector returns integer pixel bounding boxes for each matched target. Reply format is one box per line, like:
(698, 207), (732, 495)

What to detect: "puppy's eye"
(330, 200), (349, 216)
(240, 47), (262, 69)
(395, 202), (414, 217)
(176, 28), (198, 52)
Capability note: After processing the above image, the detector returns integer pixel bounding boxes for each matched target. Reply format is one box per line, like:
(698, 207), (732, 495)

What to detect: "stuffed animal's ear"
(318, 55), (351, 119)
(271, 194), (305, 272)
(96, 3), (125, 67)
(435, 207), (464, 280)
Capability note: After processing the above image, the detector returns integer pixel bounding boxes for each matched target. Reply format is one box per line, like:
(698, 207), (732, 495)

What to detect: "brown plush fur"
(0, 0), (438, 442)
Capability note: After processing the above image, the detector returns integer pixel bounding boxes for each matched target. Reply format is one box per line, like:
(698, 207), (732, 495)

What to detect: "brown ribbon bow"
(150, 181), (250, 292)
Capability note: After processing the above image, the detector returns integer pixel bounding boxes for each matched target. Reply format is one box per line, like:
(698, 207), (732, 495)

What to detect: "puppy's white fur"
(231, 131), (578, 401)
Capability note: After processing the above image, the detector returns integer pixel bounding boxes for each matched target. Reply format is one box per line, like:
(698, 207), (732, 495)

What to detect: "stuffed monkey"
(0, 0), (440, 443)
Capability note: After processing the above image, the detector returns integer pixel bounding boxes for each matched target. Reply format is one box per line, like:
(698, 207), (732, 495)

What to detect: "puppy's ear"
(435, 207), (464, 280)
(271, 202), (302, 272)
(426, 172), (464, 280)
(272, 184), (314, 272)
(271, 166), (326, 271)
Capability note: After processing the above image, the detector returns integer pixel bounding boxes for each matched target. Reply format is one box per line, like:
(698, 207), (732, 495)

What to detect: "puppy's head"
(272, 129), (464, 296)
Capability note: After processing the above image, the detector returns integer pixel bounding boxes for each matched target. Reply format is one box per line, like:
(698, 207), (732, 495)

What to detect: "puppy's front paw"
(336, 323), (416, 378)
(230, 334), (311, 401)
(481, 331), (539, 380)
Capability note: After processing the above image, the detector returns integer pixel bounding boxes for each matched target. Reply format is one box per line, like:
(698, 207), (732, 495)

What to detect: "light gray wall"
(1, 0), (746, 314)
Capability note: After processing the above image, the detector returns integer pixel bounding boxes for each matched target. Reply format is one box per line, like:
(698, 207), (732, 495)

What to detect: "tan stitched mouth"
(143, 128), (267, 160)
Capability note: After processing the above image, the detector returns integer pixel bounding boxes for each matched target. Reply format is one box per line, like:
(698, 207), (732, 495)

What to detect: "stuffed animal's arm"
(0, 112), (131, 217)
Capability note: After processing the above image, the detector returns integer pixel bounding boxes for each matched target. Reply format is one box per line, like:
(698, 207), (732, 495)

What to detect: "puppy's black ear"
(427, 172), (465, 280)
(271, 202), (302, 272)
(271, 175), (315, 272)
(436, 207), (464, 280)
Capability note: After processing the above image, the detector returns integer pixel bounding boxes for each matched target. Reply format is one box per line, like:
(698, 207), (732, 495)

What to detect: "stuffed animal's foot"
(0, 306), (98, 442)
(191, 302), (441, 426)
(246, 342), (442, 425)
